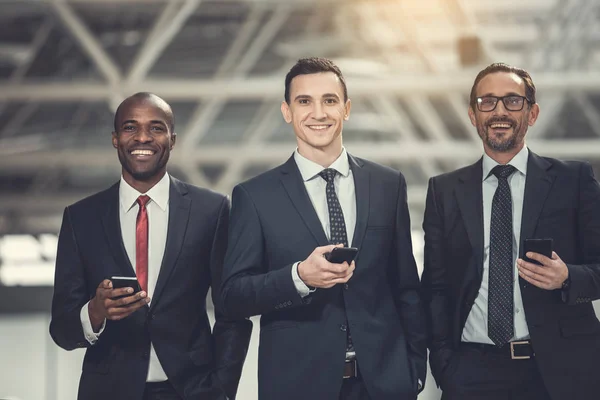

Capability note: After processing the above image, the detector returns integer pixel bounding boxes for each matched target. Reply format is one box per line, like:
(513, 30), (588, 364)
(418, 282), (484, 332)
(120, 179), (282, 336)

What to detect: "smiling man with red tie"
(50, 92), (252, 400)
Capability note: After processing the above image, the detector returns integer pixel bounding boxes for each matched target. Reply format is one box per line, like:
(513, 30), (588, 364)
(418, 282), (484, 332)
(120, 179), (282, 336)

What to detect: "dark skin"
(88, 94), (176, 331)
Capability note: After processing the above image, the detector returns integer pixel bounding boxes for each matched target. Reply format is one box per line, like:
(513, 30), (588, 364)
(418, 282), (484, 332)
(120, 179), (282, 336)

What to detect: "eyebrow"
(293, 93), (341, 101)
(121, 119), (167, 126)
(479, 92), (523, 97)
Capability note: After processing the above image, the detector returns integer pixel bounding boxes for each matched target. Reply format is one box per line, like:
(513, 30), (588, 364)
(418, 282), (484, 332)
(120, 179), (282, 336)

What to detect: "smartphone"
(325, 247), (359, 264)
(110, 276), (142, 299)
(523, 238), (553, 265)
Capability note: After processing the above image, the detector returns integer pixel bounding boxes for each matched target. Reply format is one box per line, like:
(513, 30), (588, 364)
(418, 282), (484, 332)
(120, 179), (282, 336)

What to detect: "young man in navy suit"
(222, 58), (427, 400)
(50, 92), (252, 400)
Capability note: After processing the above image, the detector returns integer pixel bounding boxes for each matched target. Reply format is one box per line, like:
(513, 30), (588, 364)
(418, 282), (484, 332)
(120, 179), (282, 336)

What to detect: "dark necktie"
(318, 168), (348, 247)
(136, 195), (151, 293)
(318, 168), (354, 355)
(488, 164), (516, 346)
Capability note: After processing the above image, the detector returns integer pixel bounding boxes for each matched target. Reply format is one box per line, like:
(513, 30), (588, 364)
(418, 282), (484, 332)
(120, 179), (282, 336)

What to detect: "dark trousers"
(143, 381), (182, 400)
(339, 376), (371, 400)
(441, 345), (552, 400)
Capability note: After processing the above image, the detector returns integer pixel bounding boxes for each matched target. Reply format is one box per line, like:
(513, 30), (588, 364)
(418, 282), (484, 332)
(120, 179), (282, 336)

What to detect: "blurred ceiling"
(1, 0), (600, 234)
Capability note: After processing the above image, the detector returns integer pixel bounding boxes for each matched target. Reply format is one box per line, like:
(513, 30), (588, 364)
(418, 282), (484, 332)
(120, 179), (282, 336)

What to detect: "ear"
(170, 132), (176, 150)
(468, 107), (477, 127)
(343, 99), (352, 121)
(281, 101), (292, 124)
(111, 132), (118, 149)
(527, 103), (540, 126)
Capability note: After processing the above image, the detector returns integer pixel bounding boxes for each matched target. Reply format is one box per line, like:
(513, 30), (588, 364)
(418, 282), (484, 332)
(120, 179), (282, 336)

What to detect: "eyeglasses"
(476, 95), (530, 112)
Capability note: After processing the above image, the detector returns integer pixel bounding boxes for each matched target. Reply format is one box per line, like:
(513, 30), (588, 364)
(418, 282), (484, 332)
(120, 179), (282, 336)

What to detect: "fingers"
(106, 292), (150, 320)
(316, 243), (343, 255)
(524, 251), (552, 266)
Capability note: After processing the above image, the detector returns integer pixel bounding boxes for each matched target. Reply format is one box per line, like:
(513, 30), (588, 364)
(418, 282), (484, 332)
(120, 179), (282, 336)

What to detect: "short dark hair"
(113, 92), (175, 132)
(284, 57), (348, 104)
(469, 63), (536, 110)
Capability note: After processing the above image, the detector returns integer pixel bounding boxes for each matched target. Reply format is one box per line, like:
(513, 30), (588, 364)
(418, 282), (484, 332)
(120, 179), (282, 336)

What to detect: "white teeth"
(308, 125), (329, 130)
(131, 150), (154, 155)
(490, 123), (511, 129)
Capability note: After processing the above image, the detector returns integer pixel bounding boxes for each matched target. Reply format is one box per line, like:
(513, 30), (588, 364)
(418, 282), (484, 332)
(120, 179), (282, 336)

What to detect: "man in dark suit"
(50, 92), (252, 400)
(422, 63), (600, 400)
(221, 57), (427, 400)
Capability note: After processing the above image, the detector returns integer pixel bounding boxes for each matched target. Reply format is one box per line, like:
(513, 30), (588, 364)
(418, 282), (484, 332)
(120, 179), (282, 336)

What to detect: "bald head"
(114, 92), (175, 133)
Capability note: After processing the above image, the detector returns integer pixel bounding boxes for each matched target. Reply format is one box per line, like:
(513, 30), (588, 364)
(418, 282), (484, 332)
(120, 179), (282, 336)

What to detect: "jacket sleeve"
(209, 196), (253, 399)
(221, 184), (308, 320)
(565, 162), (600, 305)
(49, 207), (92, 351)
(421, 177), (454, 385)
(390, 174), (428, 390)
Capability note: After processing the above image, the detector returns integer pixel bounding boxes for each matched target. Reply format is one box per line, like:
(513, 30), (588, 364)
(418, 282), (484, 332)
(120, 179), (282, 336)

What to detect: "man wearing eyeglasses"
(422, 62), (600, 400)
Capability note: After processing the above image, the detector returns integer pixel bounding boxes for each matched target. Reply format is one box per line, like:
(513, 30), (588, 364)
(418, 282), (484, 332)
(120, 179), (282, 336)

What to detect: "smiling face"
(281, 72), (351, 160)
(469, 71), (539, 158)
(112, 95), (175, 191)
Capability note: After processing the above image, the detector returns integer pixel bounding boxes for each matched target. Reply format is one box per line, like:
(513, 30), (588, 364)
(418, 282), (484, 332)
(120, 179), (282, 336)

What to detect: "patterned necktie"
(136, 195), (151, 293)
(319, 168), (354, 355)
(318, 168), (348, 247)
(488, 164), (516, 346)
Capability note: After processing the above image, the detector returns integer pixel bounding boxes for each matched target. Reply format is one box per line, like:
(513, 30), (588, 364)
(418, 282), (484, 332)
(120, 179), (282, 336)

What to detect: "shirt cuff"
(80, 301), (106, 345)
(292, 262), (315, 298)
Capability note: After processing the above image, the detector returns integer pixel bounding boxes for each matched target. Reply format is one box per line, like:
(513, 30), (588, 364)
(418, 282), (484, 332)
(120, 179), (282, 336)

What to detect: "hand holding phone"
(324, 247), (359, 264)
(523, 238), (553, 265)
(110, 276), (142, 299)
(297, 245), (356, 289)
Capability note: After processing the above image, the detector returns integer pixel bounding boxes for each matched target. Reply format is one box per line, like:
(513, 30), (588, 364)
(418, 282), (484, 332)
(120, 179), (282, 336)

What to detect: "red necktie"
(136, 195), (150, 293)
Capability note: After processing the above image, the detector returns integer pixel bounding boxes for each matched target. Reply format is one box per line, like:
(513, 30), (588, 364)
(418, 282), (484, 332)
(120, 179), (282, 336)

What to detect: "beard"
(478, 116), (526, 152)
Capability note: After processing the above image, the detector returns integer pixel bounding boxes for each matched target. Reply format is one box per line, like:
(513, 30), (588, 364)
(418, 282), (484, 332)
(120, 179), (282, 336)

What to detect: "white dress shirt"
(290, 148), (357, 296)
(80, 173), (171, 382)
(462, 146), (530, 344)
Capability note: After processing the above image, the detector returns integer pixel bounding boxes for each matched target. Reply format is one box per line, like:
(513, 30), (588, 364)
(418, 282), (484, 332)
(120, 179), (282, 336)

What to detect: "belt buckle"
(510, 340), (531, 360)
(343, 359), (357, 379)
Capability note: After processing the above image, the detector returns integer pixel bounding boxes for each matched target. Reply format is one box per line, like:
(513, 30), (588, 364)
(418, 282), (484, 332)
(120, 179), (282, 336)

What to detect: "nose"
(135, 127), (152, 142)
(311, 102), (326, 120)
(492, 99), (509, 116)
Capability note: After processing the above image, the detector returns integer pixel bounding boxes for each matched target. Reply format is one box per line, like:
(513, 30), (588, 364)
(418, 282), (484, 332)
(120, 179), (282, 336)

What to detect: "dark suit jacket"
(50, 177), (252, 400)
(422, 151), (600, 399)
(221, 154), (427, 400)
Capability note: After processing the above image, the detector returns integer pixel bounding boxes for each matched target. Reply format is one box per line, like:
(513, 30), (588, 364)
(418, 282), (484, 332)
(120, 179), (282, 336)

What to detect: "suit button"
(340, 324), (347, 332)
(344, 284), (349, 290)
(148, 312), (154, 320)
(142, 351), (150, 358)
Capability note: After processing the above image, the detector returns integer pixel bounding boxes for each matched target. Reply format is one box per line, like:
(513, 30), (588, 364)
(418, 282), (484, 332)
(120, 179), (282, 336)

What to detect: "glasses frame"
(476, 95), (531, 112)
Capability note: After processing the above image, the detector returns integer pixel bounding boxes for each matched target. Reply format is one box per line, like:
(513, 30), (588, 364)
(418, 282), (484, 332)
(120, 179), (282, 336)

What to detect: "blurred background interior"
(1, 0), (600, 398)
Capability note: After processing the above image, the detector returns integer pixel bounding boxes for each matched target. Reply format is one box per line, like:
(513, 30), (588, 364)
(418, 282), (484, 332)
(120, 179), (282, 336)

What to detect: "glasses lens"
(503, 96), (525, 111)
(478, 97), (497, 111)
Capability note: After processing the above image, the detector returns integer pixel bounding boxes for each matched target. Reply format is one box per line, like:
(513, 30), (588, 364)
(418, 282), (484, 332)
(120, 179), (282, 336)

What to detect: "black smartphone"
(325, 247), (359, 264)
(523, 238), (553, 265)
(110, 276), (142, 299)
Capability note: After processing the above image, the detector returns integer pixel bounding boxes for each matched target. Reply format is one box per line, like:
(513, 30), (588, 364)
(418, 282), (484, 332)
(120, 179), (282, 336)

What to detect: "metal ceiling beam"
(2, 139), (600, 171)
(4, 72), (600, 101)
(51, 0), (122, 85)
(126, 0), (201, 82)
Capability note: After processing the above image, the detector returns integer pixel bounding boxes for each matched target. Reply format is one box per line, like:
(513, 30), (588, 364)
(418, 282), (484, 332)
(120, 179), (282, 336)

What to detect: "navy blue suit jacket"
(422, 151), (600, 399)
(50, 177), (252, 400)
(222, 154), (427, 400)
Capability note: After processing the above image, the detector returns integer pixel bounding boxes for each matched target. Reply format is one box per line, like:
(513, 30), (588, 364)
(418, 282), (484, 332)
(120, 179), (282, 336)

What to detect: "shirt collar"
(119, 173), (170, 212)
(293, 147), (350, 182)
(482, 145), (529, 181)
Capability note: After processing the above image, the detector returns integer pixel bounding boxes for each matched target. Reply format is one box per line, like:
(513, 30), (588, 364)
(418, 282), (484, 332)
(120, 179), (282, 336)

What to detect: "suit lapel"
(349, 155), (369, 249)
(279, 155), (329, 246)
(455, 159), (485, 279)
(151, 177), (191, 309)
(519, 152), (555, 255)
(102, 182), (136, 276)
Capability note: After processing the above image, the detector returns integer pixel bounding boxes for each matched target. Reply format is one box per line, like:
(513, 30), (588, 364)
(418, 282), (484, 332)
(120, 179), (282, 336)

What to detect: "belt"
(343, 359), (359, 379)
(460, 340), (535, 360)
